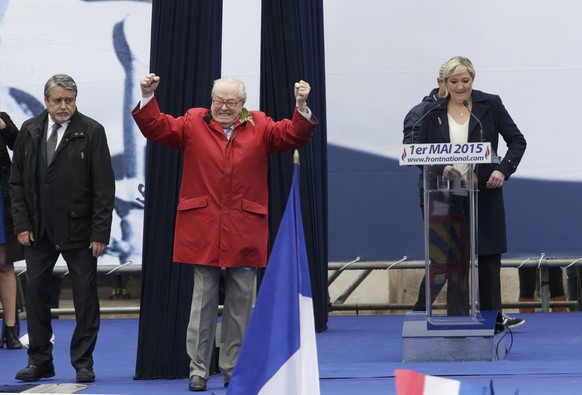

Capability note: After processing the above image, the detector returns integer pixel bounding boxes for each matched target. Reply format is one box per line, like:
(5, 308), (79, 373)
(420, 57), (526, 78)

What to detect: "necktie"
(47, 123), (60, 164)
(225, 127), (232, 140)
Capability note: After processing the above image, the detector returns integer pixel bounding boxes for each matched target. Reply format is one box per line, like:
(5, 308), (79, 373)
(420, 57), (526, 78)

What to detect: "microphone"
(410, 101), (442, 144)
(464, 100), (500, 164)
(463, 100), (483, 142)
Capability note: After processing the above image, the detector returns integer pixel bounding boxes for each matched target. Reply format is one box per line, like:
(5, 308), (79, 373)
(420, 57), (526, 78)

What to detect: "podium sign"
(400, 142), (493, 166)
(400, 143), (506, 362)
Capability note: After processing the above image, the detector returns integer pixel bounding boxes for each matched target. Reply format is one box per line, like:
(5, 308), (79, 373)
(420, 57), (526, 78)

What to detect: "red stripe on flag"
(395, 369), (426, 395)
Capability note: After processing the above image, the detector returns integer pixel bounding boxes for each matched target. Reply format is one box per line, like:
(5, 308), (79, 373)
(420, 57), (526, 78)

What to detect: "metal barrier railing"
(9, 256), (580, 316)
(12, 263), (142, 317)
(50, 307), (141, 315)
(328, 256), (582, 313)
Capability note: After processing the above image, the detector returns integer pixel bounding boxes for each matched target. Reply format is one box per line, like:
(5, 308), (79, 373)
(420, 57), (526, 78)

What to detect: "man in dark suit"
(10, 74), (115, 383)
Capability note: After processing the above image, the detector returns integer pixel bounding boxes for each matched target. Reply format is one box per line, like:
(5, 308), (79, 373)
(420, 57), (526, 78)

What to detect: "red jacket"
(132, 98), (317, 267)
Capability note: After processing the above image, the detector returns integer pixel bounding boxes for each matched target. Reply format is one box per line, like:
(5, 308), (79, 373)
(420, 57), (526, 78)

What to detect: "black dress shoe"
(76, 367), (95, 383)
(15, 363), (55, 382)
(189, 375), (207, 391)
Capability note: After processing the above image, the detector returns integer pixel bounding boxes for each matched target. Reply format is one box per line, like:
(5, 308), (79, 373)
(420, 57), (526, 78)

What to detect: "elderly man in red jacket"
(132, 73), (317, 392)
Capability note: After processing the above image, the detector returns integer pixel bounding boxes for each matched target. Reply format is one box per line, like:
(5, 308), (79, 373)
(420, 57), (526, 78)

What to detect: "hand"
(17, 231), (35, 246)
(89, 241), (107, 257)
(0, 117), (6, 129)
(471, 170), (478, 189)
(294, 80), (311, 112)
(486, 170), (505, 189)
(140, 73), (161, 98)
(443, 165), (463, 180)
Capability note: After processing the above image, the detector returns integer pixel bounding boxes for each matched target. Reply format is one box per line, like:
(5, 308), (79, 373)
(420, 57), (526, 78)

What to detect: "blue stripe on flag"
(459, 382), (489, 395)
(228, 163), (318, 394)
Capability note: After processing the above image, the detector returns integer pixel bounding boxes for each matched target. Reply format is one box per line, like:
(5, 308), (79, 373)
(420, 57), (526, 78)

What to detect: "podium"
(400, 142), (507, 362)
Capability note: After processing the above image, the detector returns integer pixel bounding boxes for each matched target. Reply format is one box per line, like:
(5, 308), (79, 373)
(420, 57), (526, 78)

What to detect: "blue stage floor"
(1, 313), (581, 394)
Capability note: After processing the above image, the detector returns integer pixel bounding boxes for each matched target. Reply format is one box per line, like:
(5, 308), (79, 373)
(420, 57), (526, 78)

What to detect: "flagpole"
(294, 149), (300, 165)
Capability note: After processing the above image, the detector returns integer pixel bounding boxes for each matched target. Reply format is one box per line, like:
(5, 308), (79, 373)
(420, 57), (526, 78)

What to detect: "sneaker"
(502, 313), (525, 329)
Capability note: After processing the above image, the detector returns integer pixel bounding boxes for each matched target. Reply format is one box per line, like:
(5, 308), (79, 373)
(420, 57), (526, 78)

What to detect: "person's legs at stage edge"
(219, 266), (256, 387)
(62, 247), (99, 382)
(186, 265), (219, 391)
(480, 254), (525, 329)
(15, 236), (59, 381)
(518, 266), (537, 313)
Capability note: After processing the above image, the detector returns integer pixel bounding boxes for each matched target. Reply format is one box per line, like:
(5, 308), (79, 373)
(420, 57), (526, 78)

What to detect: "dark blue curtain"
(134, 0), (223, 379)
(261, 0), (329, 332)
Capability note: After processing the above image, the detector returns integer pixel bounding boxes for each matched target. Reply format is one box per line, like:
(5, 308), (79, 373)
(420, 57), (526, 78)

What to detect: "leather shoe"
(15, 363), (55, 382)
(1, 324), (23, 349)
(76, 367), (95, 383)
(189, 375), (207, 391)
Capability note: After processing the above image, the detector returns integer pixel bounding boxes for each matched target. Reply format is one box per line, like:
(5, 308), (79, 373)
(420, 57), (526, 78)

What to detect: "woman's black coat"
(419, 89), (527, 255)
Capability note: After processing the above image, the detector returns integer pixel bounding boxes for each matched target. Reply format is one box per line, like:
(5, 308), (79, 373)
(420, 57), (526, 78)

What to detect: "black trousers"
(24, 235), (99, 369)
(413, 254), (502, 313)
(477, 254), (502, 311)
(518, 266), (565, 298)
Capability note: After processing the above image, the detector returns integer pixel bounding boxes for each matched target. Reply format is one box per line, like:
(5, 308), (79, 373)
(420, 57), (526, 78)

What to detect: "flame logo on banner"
(486, 145), (490, 159)
(401, 148), (407, 161)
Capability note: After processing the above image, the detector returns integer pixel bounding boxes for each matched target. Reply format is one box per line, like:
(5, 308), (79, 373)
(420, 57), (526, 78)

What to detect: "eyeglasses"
(212, 98), (240, 109)
(48, 96), (76, 105)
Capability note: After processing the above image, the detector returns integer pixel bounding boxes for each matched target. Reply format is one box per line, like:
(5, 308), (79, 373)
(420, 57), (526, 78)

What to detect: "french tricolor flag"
(227, 160), (320, 395)
(395, 369), (494, 395)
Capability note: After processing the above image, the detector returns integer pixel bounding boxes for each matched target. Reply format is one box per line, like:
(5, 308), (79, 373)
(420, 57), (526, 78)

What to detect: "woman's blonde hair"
(442, 56), (476, 97)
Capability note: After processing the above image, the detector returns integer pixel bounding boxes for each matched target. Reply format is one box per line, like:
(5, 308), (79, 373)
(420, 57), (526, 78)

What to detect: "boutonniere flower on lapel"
(240, 108), (255, 126)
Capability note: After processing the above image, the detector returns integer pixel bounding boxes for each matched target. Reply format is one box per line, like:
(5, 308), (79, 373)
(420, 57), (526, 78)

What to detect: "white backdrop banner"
(0, 0), (151, 266)
(3, 0), (581, 262)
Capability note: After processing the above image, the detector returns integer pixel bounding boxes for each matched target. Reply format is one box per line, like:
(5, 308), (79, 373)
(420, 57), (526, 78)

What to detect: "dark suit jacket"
(10, 109), (115, 250)
(419, 89), (527, 255)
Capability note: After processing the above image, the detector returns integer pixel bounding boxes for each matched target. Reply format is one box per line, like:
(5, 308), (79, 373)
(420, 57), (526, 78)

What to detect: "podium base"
(402, 310), (507, 362)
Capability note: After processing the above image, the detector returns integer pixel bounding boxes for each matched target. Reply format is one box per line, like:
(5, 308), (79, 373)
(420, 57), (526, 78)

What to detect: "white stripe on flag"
(259, 295), (320, 395)
(424, 375), (461, 395)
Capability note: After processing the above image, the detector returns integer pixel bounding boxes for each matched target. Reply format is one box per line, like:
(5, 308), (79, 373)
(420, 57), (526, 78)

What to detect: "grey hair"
(44, 74), (78, 99)
(438, 62), (447, 80)
(212, 77), (247, 101)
